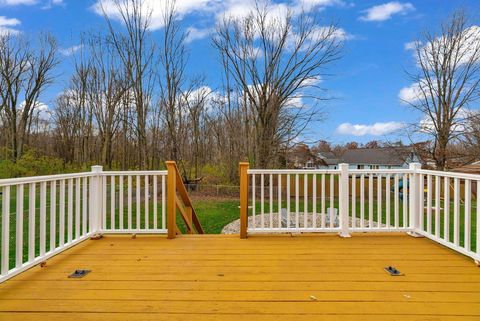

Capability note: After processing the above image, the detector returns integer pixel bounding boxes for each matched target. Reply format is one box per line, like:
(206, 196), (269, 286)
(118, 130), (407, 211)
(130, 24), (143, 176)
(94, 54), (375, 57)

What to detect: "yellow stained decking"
(0, 233), (479, 320)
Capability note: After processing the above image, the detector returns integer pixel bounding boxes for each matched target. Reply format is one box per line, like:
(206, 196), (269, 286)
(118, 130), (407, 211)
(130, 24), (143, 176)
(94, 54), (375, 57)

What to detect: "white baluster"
(153, 175), (157, 230)
(16, 184), (24, 267)
(59, 180), (65, 246)
(270, 174), (273, 229)
(453, 178), (460, 245)
(39, 182), (46, 255)
(465, 179), (471, 250)
(303, 174), (308, 228)
(28, 183), (36, 261)
(145, 175), (149, 230)
(261, 174), (264, 229)
(119, 176), (124, 230)
(427, 175), (432, 234)
(435, 176), (440, 238)
(312, 174), (317, 228)
(2, 186), (10, 275)
(295, 174), (299, 229)
(369, 174), (373, 228)
(444, 176), (450, 241)
(360, 174), (365, 229)
(351, 174), (356, 228)
(111, 176), (115, 230)
(394, 174), (399, 228)
(278, 174), (282, 229)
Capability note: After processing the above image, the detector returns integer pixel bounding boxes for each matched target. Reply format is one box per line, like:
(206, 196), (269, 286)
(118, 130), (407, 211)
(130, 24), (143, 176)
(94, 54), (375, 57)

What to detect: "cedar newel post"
(239, 162), (250, 239)
(166, 161), (177, 239)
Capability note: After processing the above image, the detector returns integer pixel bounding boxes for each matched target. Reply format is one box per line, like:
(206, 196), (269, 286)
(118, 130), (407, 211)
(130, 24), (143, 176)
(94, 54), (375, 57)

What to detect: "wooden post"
(239, 162), (249, 239)
(166, 161), (176, 239)
(186, 206), (193, 234)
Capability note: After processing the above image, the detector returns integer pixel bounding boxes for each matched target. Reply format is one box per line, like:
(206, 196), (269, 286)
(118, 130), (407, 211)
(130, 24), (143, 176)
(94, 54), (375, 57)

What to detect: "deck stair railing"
(240, 162), (480, 264)
(166, 161), (204, 238)
(0, 161), (202, 283)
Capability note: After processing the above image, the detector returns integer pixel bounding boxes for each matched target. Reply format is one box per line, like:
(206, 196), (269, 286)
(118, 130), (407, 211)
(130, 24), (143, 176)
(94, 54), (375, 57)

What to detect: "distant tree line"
(1, 3), (480, 181)
(0, 0), (342, 182)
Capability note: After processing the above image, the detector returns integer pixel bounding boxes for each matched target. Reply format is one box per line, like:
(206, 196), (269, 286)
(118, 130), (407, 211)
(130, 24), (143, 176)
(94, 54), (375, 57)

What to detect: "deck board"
(0, 233), (479, 320)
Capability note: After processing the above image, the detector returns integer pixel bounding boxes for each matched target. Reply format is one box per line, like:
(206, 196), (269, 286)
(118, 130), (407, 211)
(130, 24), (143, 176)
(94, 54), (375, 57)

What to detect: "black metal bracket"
(68, 269), (91, 278)
(384, 266), (403, 276)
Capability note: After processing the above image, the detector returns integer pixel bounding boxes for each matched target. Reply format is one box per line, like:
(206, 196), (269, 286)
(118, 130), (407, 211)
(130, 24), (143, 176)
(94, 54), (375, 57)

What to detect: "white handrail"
(100, 170), (167, 176)
(247, 169), (340, 175)
(0, 172), (95, 187)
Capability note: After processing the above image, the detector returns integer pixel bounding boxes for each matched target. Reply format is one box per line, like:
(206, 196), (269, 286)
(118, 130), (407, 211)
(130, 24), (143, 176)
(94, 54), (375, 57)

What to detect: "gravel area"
(221, 212), (385, 234)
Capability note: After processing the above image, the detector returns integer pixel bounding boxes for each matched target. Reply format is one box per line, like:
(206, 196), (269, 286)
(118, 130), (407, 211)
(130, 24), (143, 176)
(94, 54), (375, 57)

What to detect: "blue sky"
(0, 0), (478, 144)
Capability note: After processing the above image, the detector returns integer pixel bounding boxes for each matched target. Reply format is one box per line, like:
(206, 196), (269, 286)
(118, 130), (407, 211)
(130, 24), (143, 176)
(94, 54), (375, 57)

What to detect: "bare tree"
(53, 92), (85, 164)
(213, 2), (342, 168)
(182, 80), (211, 179)
(101, 0), (156, 169)
(405, 10), (480, 170)
(86, 34), (128, 169)
(157, 0), (188, 163)
(0, 33), (58, 161)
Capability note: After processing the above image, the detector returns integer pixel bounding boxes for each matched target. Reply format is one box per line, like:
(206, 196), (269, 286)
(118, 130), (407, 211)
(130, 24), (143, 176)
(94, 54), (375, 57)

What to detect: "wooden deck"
(0, 233), (479, 320)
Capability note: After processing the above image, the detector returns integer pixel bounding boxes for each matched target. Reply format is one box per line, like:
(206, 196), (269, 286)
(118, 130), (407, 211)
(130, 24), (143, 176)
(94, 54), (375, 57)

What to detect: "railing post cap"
(239, 162), (250, 167)
(409, 162), (421, 170)
(339, 163), (349, 169)
(91, 165), (103, 173)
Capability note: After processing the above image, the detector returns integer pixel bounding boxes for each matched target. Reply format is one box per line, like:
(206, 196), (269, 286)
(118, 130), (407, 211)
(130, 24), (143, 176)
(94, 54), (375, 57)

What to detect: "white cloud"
(401, 26), (480, 105)
(295, 0), (345, 11)
(218, 0), (347, 27)
(185, 27), (213, 44)
(220, 1), (292, 25)
(0, 16), (21, 35)
(92, 0), (215, 30)
(42, 0), (64, 9)
(418, 25), (480, 67)
(336, 121), (406, 136)
(59, 45), (83, 56)
(92, 0), (348, 34)
(19, 101), (51, 120)
(0, 0), (63, 9)
(310, 26), (353, 42)
(303, 75), (323, 86)
(398, 81), (428, 104)
(359, 1), (414, 22)
(404, 40), (419, 51)
(0, 0), (37, 5)
(285, 96), (304, 108)
(419, 108), (469, 133)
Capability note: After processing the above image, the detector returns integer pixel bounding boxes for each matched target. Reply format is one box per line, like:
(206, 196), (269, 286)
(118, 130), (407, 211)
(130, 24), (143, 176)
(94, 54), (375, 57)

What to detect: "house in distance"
(290, 145), (421, 170)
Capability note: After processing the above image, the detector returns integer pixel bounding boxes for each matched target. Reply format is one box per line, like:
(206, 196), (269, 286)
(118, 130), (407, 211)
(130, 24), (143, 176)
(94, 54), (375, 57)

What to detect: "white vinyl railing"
(348, 168), (412, 233)
(0, 171), (97, 283)
(245, 163), (480, 262)
(0, 166), (168, 283)
(414, 169), (480, 262)
(247, 169), (341, 233)
(100, 171), (167, 234)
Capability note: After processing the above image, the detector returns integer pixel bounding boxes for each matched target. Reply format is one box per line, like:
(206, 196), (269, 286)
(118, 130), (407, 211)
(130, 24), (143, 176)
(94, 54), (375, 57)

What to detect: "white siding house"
(316, 147), (421, 170)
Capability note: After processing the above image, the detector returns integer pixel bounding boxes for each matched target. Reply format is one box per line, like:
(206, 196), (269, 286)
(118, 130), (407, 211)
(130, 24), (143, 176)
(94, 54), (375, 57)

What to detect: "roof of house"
(452, 161), (480, 174)
(317, 151), (341, 165)
(341, 147), (415, 166)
